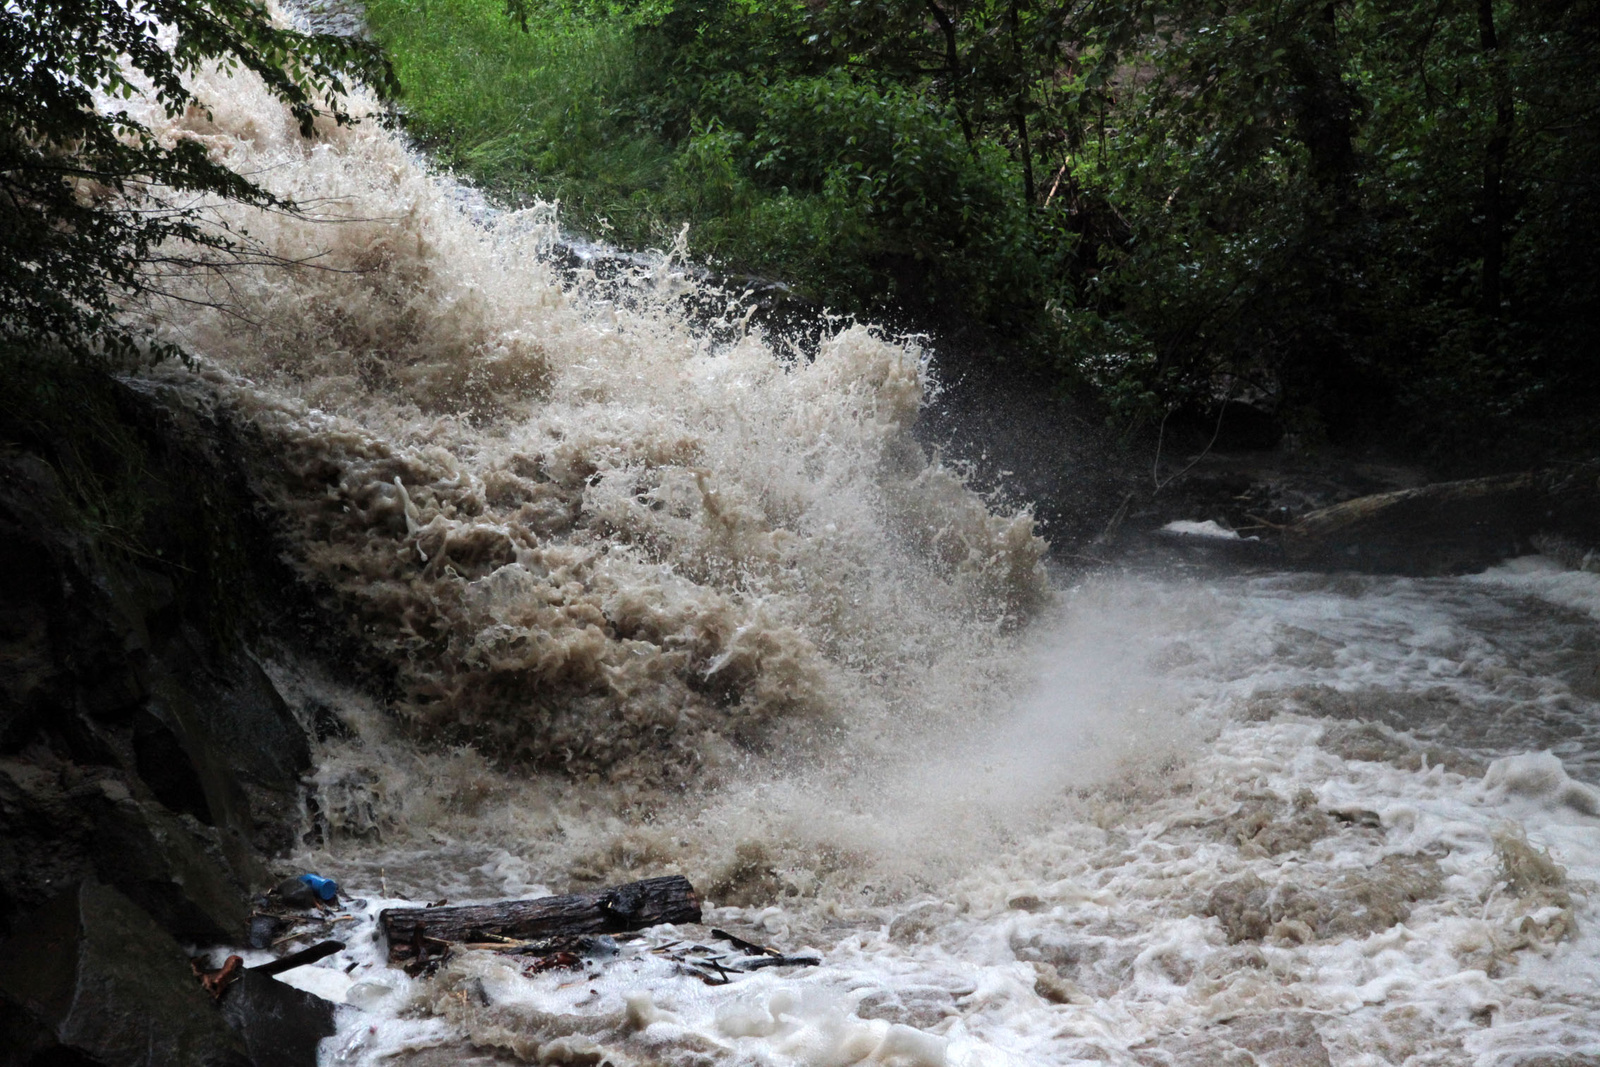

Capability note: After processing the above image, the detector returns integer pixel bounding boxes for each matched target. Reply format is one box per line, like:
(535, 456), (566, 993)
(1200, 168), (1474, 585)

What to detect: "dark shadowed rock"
(217, 971), (338, 1067)
(85, 784), (255, 946)
(0, 374), (325, 943)
(1282, 472), (1539, 574)
(0, 881), (251, 1067)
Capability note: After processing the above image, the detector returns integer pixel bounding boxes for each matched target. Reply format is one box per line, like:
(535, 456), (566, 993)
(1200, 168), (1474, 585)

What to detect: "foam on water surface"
(255, 571), (1600, 1067)
(116, 36), (1600, 1067)
(1477, 557), (1600, 626)
(1160, 519), (1251, 540)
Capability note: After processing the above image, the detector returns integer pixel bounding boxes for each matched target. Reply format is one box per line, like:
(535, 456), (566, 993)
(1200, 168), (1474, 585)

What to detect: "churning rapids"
(117, 22), (1599, 1067)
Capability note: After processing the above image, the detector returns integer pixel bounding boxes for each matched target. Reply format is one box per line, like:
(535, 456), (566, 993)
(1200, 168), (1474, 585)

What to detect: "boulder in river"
(0, 880), (252, 1067)
(217, 970), (338, 1067)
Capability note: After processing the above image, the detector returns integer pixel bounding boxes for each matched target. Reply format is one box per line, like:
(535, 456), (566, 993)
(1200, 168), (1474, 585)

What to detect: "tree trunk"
(1010, 0), (1036, 203)
(1287, 3), (1360, 201)
(1477, 0), (1514, 319)
(1277, 468), (1600, 575)
(925, 0), (976, 151)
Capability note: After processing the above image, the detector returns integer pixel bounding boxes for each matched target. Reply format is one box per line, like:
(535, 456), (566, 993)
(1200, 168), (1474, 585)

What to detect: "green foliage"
(0, 0), (395, 361)
(371, 0), (1600, 457)
(675, 74), (1041, 315)
(363, 0), (675, 239)
(1032, 0), (1600, 451)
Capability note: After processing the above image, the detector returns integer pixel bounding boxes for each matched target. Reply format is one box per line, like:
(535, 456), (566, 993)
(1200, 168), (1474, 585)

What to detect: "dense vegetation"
(368, 0), (1598, 459)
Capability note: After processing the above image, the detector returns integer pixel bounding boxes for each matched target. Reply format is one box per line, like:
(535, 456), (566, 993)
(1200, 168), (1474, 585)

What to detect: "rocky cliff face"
(0, 365), (320, 948)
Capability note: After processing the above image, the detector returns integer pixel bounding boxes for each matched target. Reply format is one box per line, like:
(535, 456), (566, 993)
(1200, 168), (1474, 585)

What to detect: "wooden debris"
(738, 954), (821, 970)
(253, 940), (345, 977)
(373, 875), (819, 985)
(379, 875), (701, 964)
(191, 954), (244, 1000)
(635, 927), (822, 984)
(523, 951), (584, 976)
(1282, 463), (1600, 575)
(677, 963), (731, 986)
(710, 928), (819, 968)
(711, 929), (782, 958)
(459, 934), (615, 957)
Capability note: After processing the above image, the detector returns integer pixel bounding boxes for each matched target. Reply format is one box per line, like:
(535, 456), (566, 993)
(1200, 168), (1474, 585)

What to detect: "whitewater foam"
(126, 45), (1046, 790)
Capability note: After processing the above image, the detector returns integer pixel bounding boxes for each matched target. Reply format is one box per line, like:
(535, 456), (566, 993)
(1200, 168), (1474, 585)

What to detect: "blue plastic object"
(298, 873), (339, 901)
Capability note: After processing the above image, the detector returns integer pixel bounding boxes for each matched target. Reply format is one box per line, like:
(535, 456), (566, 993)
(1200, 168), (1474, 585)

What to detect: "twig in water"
(738, 955), (822, 971)
(711, 929), (783, 958)
(1153, 395), (1231, 495)
(1093, 492), (1133, 546)
(677, 963), (731, 986)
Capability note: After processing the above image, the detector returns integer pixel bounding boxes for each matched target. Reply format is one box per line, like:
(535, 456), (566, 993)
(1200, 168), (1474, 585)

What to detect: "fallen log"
(1281, 463), (1600, 576)
(379, 875), (701, 964)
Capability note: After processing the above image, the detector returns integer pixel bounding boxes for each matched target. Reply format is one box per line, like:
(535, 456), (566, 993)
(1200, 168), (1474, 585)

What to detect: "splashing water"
(129, 49), (1047, 790)
(125, 33), (1600, 1067)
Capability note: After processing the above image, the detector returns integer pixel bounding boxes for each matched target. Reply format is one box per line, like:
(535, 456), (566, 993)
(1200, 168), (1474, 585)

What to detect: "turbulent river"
(127, 28), (1600, 1066)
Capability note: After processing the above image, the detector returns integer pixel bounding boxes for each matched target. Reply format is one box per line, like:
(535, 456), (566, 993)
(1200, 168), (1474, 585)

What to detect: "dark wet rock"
(247, 914), (289, 950)
(1070, 448), (1438, 570)
(1283, 472), (1539, 574)
(217, 970), (338, 1067)
(0, 880), (251, 1067)
(911, 338), (1132, 555)
(0, 373), (330, 943)
(0, 456), (264, 939)
(93, 785), (259, 945)
(1533, 533), (1600, 574)
(1102, 452), (1600, 578)
(0, 750), (252, 945)
(268, 876), (321, 912)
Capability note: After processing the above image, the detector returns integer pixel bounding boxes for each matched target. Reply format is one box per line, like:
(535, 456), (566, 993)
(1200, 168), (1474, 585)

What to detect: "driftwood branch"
(379, 875), (701, 964)
(1281, 463), (1600, 575)
(253, 940), (345, 976)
